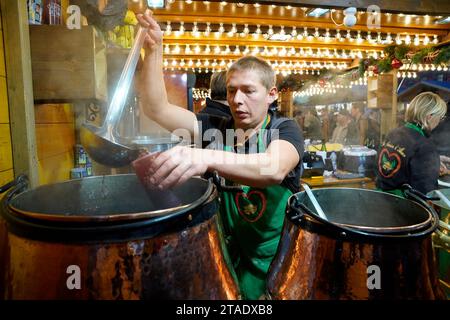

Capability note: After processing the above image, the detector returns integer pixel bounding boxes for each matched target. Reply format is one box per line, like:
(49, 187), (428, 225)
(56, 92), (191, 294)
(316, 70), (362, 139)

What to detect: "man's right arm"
(136, 12), (199, 139)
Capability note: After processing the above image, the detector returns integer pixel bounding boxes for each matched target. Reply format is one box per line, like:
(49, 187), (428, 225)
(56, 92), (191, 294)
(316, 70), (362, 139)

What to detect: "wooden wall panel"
(0, 123), (12, 171)
(34, 104), (76, 185)
(0, 6), (12, 193)
(0, 76), (8, 123)
(38, 151), (73, 185)
(35, 103), (74, 124)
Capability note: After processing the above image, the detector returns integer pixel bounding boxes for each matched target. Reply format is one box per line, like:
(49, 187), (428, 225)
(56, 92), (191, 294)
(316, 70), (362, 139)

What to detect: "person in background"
(365, 109), (381, 149)
(350, 102), (368, 145)
(135, 12), (304, 300)
(301, 106), (322, 141)
(329, 109), (358, 145)
(376, 92), (447, 195)
(430, 101), (450, 176)
(200, 70), (232, 120)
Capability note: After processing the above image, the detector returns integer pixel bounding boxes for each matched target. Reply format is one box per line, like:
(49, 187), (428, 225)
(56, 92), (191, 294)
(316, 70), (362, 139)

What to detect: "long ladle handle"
(435, 190), (450, 209)
(103, 24), (148, 134)
(302, 183), (328, 220)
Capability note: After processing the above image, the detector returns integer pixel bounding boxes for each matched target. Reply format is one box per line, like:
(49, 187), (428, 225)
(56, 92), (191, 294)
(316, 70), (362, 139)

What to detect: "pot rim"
(7, 174), (214, 223)
(293, 188), (435, 235)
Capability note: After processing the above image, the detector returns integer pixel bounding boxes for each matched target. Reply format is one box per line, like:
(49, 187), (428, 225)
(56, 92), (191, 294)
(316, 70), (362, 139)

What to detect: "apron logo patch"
(235, 190), (267, 223)
(378, 148), (401, 178)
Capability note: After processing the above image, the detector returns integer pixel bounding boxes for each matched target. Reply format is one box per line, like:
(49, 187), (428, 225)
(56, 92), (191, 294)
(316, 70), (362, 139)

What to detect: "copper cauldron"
(0, 175), (240, 300)
(267, 187), (445, 300)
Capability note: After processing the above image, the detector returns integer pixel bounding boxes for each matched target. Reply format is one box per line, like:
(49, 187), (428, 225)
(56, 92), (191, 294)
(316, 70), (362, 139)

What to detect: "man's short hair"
(227, 56), (275, 90)
(210, 71), (227, 101)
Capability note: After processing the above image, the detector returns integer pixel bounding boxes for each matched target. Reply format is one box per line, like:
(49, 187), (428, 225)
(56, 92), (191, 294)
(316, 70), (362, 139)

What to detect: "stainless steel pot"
(0, 174), (240, 300)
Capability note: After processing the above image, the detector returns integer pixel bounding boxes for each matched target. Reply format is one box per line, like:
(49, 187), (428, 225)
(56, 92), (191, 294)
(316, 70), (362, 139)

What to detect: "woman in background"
(376, 92), (447, 195)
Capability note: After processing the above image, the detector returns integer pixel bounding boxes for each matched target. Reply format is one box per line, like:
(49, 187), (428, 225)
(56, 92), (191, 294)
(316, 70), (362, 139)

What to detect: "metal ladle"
(302, 183), (328, 220)
(80, 22), (148, 167)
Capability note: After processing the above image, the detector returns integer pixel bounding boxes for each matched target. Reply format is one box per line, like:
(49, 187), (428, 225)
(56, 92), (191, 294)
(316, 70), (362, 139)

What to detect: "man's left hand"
(143, 146), (208, 189)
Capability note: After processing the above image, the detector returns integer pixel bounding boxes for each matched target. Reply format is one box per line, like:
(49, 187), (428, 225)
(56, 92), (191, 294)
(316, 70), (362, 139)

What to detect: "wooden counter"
(302, 174), (376, 190)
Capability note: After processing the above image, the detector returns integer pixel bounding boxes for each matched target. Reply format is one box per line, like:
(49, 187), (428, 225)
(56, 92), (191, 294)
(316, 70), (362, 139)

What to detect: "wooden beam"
(232, 1), (450, 15)
(0, 0), (39, 187)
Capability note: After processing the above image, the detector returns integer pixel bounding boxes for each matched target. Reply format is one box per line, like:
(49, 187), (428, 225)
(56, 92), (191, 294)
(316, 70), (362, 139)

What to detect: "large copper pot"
(0, 175), (240, 300)
(267, 188), (445, 300)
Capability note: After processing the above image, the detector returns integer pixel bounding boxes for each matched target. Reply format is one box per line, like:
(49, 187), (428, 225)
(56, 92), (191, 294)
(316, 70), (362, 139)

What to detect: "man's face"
(351, 107), (359, 118)
(226, 70), (276, 130)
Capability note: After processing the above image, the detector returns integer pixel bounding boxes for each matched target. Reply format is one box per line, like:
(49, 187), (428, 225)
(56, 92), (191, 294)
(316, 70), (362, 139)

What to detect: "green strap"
(405, 122), (425, 137)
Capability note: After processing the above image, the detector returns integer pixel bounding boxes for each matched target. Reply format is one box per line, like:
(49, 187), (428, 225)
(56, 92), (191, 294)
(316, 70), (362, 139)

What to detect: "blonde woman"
(376, 92), (447, 195)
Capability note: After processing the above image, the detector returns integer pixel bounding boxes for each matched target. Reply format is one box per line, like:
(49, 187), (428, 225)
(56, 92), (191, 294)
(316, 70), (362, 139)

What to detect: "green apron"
(378, 122), (426, 198)
(220, 115), (293, 300)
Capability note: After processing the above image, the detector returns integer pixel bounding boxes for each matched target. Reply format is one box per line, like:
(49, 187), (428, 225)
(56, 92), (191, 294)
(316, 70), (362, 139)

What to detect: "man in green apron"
(135, 12), (304, 299)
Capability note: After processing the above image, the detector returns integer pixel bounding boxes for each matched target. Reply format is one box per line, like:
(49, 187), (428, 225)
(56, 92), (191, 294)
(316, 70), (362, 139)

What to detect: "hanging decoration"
(359, 44), (450, 77)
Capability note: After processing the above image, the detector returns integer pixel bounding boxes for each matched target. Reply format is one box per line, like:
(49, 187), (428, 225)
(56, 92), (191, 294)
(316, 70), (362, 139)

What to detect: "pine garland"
(359, 44), (450, 77)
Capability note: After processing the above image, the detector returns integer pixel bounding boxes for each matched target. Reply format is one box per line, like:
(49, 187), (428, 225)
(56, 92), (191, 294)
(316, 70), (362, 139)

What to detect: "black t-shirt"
(376, 125), (440, 194)
(196, 110), (304, 192)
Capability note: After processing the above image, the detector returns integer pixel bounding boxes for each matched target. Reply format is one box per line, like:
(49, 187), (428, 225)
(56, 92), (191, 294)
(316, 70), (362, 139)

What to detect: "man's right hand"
(136, 11), (163, 54)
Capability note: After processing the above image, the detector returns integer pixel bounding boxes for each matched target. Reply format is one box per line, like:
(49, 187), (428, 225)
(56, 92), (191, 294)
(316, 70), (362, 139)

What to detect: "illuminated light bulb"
(443, 65), (448, 71)
(204, 22), (211, 36)
(214, 45), (221, 54)
(194, 45), (200, 54)
(291, 26), (297, 37)
(196, 60), (201, 67)
(395, 34), (402, 45)
(227, 23), (237, 37)
(423, 36), (430, 45)
(204, 60), (210, 66)
(268, 25), (274, 36)
(205, 45), (211, 53)
(437, 65), (442, 71)
(219, 60), (225, 66)
(220, 1), (227, 6)
(280, 26), (286, 36)
(224, 45), (230, 54)
(314, 27), (320, 38)
(233, 46), (241, 55)
(433, 35), (438, 44)
(335, 30), (341, 40)
(431, 64), (436, 71)
(356, 31), (363, 44)
(303, 27), (308, 37)
(171, 60), (177, 67)
(165, 21), (172, 35)
(243, 24), (249, 35)
(386, 32), (392, 44)
(414, 35), (420, 46)
(413, 72), (417, 78)
(169, 51), (180, 62)
(203, 1), (210, 4)
(366, 31), (372, 42)
(218, 23), (225, 34)
(192, 22), (200, 37)
(254, 3), (260, 8)
(177, 21), (185, 36)
(289, 47), (296, 55)
(163, 60), (168, 67)
(252, 47), (259, 55)
(185, 0), (192, 4)
(324, 28), (330, 41)
(180, 59), (185, 67)
(279, 47), (287, 56)
(377, 32), (382, 43)
(346, 30), (354, 42)
(404, 34), (411, 44)
(164, 44), (170, 54)
(185, 44), (192, 54)
(188, 60), (193, 67)
(236, 3), (245, 7)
